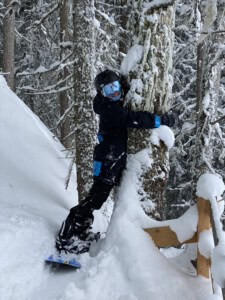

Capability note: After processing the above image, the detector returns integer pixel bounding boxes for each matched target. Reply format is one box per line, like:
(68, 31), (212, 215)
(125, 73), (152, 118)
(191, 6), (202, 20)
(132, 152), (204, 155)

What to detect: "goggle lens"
(103, 81), (121, 98)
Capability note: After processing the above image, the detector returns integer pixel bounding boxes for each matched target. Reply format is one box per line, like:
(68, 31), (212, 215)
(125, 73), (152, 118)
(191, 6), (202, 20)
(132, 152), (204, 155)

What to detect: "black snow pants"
(69, 179), (114, 227)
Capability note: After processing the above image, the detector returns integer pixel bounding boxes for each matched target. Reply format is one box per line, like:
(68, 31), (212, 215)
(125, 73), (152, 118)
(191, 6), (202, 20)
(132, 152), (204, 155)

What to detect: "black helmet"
(94, 70), (120, 91)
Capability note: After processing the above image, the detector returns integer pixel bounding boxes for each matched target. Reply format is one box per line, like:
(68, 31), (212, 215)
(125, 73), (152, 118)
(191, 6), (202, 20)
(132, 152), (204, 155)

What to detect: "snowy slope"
(0, 75), (76, 299)
(0, 76), (222, 300)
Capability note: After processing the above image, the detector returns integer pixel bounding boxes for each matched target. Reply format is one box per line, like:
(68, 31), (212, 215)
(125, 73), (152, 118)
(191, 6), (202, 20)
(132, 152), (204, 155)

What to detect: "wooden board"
(197, 197), (212, 279)
(144, 226), (197, 247)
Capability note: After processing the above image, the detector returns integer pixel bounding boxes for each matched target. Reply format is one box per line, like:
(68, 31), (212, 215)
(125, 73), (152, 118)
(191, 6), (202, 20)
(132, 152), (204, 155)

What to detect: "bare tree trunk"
(3, 0), (15, 90)
(125, 0), (176, 220)
(73, 0), (96, 203)
(59, 0), (70, 149)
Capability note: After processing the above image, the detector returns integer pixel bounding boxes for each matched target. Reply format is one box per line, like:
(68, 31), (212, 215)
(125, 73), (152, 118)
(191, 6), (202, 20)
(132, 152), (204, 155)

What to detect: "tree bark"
(3, 0), (15, 90)
(125, 0), (176, 220)
(119, 0), (130, 55)
(193, 0), (223, 180)
(73, 0), (96, 202)
(59, 0), (70, 149)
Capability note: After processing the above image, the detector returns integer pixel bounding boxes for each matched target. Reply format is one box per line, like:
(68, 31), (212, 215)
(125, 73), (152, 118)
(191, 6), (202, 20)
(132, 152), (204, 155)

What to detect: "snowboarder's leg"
(55, 179), (114, 254)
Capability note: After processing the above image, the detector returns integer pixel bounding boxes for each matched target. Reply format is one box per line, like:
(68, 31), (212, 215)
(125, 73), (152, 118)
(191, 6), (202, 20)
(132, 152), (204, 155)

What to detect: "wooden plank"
(197, 197), (212, 279)
(144, 226), (197, 247)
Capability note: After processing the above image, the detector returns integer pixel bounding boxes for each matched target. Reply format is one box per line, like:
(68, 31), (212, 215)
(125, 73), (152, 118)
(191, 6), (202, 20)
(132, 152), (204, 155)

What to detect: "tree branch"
(24, 85), (73, 95)
(211, 115), (225, 125)
(27, 2), (61, 29)
(16, 52), (73, 77)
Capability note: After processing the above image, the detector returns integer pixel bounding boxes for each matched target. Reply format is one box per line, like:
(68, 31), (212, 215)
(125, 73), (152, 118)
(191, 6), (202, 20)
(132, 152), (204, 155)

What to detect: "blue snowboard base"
(45, 255), (81, 269)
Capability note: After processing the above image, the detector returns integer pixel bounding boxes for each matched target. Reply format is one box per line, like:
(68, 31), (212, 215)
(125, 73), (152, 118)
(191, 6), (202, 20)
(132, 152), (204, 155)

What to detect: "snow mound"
(196, 173), (225, 202)
(150, 125), (175, 150)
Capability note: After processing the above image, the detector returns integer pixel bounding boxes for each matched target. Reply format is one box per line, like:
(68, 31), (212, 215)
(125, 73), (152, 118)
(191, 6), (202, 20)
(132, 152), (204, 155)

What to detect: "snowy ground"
(0, 76), (223, 300)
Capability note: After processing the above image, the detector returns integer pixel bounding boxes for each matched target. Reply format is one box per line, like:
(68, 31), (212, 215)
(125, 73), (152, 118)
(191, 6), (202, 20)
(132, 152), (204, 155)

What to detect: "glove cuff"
(154, 115), (161, 128)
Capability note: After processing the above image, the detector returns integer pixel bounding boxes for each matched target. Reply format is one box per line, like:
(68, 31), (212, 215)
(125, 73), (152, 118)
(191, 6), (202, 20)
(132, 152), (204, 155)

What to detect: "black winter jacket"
(92, 93), (157, 185)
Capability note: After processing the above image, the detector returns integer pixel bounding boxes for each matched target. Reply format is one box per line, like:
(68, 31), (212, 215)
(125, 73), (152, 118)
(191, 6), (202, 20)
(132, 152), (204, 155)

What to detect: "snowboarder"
(55, 69), (175, 255)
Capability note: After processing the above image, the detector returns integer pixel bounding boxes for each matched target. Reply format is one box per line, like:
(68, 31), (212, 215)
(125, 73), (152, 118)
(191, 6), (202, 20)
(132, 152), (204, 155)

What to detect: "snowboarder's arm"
(102, 105), (175, 129)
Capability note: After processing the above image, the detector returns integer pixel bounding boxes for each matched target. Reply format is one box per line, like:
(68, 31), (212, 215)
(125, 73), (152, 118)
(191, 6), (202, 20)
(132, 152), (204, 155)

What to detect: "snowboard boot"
(55, 211), (100, 255)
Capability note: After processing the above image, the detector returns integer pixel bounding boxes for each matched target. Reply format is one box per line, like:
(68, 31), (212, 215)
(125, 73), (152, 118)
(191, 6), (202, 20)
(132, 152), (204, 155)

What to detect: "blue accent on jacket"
(154, 115), (161, 128)
(93, 161), (102, 177)
(97, 133), (104, 143)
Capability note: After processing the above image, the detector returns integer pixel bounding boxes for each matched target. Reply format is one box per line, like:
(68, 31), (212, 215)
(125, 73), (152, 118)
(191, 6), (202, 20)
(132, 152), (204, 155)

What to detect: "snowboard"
(45, 254), (81, 269)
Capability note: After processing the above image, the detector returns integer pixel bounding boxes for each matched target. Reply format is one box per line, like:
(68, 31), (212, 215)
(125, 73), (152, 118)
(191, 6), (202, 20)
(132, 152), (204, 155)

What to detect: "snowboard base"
(45, 255), (81, 268)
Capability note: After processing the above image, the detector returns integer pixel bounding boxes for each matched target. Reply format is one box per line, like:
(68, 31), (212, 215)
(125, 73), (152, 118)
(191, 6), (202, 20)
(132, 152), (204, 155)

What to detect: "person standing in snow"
(56, 69), (175, 254)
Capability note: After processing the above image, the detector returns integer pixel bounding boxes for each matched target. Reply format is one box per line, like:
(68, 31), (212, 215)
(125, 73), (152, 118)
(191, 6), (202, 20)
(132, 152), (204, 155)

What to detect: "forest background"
(0, 0), (225, 224)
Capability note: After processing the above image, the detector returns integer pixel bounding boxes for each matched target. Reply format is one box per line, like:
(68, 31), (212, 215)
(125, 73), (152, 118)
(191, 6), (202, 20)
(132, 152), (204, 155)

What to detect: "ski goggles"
(102, 80), (121, 101)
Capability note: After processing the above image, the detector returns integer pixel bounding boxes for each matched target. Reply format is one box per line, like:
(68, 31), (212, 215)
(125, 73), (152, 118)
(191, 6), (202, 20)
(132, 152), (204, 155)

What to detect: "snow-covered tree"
(123, 0), (176, 220)
(14, 1), (74, 146)
(192, 0), (225, 184)
(166, 0), (199, 219)
(73, 0), (97, 202)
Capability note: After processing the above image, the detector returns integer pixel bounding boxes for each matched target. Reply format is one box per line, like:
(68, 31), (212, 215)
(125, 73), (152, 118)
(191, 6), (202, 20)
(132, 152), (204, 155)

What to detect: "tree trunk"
(193, 4), (224, 295)
(119, 0), (130, 55)
(73, 0), (96, 203)
(193, 0), (223, 180)
(59, 0), (70, 149)
(125, 0), (176, 220)
(3, 0), (15, 90)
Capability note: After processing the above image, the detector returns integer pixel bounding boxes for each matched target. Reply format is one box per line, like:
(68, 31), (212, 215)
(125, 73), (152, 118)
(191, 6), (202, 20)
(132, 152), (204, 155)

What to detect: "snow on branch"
(55, 102), (75, 128)
(15, 28), (31, 44)
(208, 44), (225, 69)
(17, 73), (73, 93)
(143, 0), (176, 14)
(174, 77), (196, 98)
(27, 3), (60, 29)
(24, 85), (73, 95)
(95, 9), (116, 26)
(0, 0), (20, 13)
(214, 123), (225, 161)
(16, 52), (73, 77)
